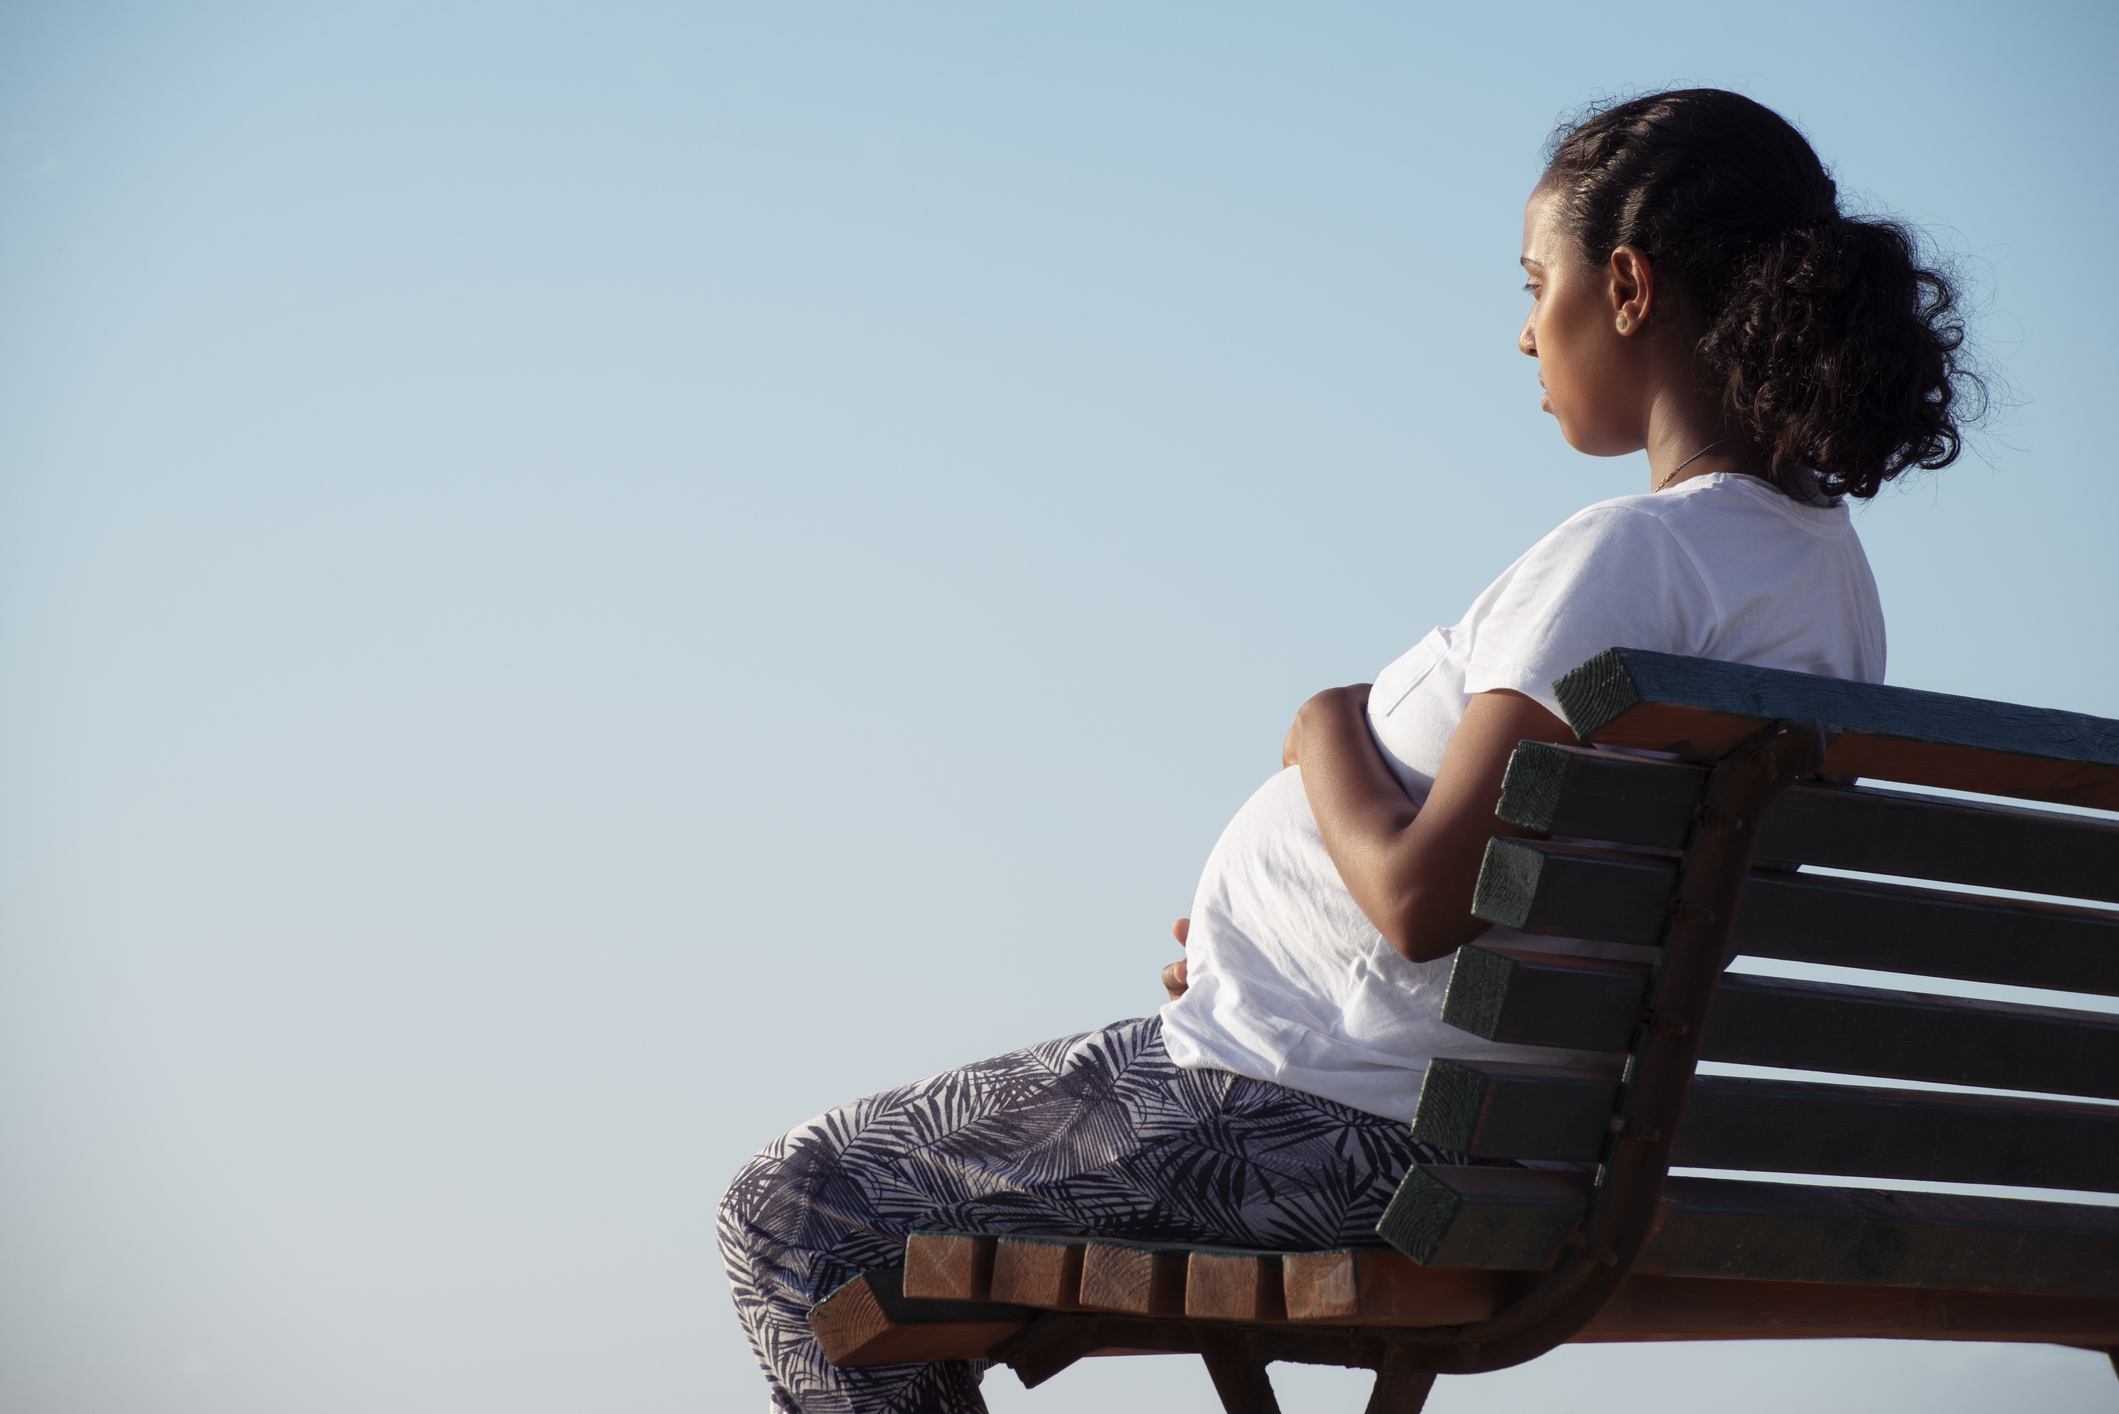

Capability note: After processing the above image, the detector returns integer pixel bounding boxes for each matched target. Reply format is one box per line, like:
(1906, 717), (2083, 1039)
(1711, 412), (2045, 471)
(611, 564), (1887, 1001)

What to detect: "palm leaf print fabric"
(717, 1015), (1500, 1413)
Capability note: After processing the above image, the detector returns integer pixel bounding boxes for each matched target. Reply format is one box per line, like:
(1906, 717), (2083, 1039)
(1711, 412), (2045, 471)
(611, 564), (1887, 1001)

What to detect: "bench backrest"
(1384, 649), (2119, 1298)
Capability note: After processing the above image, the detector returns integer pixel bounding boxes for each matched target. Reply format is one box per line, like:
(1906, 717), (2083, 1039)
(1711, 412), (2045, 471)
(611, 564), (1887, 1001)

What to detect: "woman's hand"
(1296, 687), (1577, 963)
(1160, 917), (1190, 1000)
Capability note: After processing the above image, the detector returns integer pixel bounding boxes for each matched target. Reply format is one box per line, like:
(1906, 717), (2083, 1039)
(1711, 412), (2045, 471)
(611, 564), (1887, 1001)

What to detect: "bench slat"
(993, 1236), (1090, 1310)
(1498, 741), (2119, 903)
(1443, 944), (2119, 1100)
(903, 1232), (996, 1302)
(842, 1254), (2119, 1351)
(1473, 837), (2119, 996)
(809, 1268), (1032, 1365)
(1281, 1251), (1527, 1325)
(1413, 1058), (2119, 1192)
(1578, 1275), (2119, 1344)
(1078, 1240), (1190, 1317)
(1443, 945), (1649, 1052)
(1552, 648), (2119, 809)
(1380, 1165), (2119, 1296)
(1281, 1250), (2119, 1341)
(1185, 1251), (1287, 1323)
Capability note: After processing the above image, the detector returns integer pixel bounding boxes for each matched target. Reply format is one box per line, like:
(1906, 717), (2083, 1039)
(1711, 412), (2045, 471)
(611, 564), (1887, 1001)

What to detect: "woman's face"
(1517, 184), (1644, 457)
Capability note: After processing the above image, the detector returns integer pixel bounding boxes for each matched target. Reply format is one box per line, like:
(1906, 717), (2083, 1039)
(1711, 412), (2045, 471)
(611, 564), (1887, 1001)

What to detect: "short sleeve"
(1455, 504), (1717, 718)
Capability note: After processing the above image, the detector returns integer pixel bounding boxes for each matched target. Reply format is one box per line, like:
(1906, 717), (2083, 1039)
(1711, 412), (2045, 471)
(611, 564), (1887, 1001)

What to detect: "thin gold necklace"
(1654, 437), (1739, 492)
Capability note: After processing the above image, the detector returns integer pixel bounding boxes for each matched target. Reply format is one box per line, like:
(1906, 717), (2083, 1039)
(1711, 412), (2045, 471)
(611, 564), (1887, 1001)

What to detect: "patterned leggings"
(716, 1015), (1472, 1414)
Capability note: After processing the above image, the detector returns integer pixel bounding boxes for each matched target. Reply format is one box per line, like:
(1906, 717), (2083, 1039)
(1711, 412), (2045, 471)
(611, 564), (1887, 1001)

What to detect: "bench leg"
(1198, 1329), (1281, 1414)
(1363, 1344), (1438, 1413)
(993, 1312), (1196, 1389)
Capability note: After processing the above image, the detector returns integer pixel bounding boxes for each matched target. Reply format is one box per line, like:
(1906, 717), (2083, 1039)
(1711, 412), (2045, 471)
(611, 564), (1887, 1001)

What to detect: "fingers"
(1165, 920), (1193, 997)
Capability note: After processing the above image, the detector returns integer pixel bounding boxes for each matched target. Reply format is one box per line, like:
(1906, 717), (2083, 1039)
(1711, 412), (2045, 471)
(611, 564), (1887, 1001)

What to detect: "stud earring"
(1617, 316), (1630, 332)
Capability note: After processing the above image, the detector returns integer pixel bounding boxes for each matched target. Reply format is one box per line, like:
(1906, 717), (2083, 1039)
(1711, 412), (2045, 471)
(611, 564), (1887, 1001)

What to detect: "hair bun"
(1542, 89), (1981, 499)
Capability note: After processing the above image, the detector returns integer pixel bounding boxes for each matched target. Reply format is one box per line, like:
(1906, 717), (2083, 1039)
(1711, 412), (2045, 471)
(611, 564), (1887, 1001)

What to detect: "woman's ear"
(1607, 244), (1655, 334)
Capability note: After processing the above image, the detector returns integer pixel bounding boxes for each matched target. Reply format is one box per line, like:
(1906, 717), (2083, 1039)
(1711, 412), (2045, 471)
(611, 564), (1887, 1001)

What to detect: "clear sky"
(4, 3), (2117, 1411)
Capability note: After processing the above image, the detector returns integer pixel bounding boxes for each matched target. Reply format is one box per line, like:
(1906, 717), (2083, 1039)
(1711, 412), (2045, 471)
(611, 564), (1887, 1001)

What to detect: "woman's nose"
(1518, 315), (1537, 357)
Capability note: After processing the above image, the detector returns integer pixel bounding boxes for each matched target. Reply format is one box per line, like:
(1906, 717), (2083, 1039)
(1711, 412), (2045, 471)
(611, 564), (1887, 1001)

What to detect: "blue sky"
(3, 3), (2116, 1410)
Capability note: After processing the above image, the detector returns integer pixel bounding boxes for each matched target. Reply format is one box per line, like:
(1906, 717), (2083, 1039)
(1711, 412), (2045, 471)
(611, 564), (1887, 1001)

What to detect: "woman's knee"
(717, 1119), (881, 1280)
(717, 1134), (803, 1270)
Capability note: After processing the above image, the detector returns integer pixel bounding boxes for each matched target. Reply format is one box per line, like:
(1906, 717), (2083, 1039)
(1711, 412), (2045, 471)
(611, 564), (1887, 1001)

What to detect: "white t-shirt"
(1158, 473), (1885, 1123)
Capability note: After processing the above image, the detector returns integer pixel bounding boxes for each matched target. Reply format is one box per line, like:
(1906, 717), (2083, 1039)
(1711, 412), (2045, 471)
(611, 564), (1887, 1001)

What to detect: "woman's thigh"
(717, 1015), (1451, 1413)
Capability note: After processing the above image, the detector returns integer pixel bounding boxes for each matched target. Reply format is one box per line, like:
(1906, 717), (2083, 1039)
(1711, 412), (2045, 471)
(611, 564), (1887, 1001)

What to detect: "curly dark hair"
(1541, 89), (1982, 499)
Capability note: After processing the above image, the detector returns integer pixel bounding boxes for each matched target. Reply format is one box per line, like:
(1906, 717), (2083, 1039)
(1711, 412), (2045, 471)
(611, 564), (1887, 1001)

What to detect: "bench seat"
(810, 650), (2119, 1410)
(812, 1233), (2119, 1368)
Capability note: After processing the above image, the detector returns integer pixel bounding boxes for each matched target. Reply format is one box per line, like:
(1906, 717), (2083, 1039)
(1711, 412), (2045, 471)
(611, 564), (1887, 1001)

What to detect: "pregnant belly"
(1170, 767), (1454, 1045)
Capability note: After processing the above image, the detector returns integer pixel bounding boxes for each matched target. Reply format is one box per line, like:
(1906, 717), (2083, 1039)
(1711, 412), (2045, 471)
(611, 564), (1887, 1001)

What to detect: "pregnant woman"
(719, 88), (1978, 1414)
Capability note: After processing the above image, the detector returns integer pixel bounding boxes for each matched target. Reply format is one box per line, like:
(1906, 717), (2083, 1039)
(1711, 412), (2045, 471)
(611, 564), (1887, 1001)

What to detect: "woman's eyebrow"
(1520, 256), (1544, 270)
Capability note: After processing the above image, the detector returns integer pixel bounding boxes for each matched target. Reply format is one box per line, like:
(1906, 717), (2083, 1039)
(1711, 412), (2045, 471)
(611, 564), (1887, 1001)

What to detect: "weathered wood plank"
(1078, 1240), (1190, 1317)
(1472, 837), (2119, 996)
(902, 1233), (995, 1301)
(1380, 1165), (2119, 1296)
(1279, 1255), (2119, 1348)
(1412, 1059), (2119, 1191)
(1577, 1275), (2119, 1344)
(1550, 648), (2119, 809)
(1441, 945), (1649, 1053)
(1185, 1251), (1288, 1323)
(1374, 1164), (1584, 1271)
(1279, 1250), (1362, 1321)
(1681, 1079), (2119, 1192)
(991, 1236), (1090, 1311)
(1279, 1251), (2119, 1341)
(1739, 870), (2119, 996)
(1442, 943), (2119, 1099)
(1472, 839), (1671, 948)
(1497, 740), (2119, 903)
(1409, 1056), (1621, 1160)
(1280, 1250), (1527, 1325)
(809, 1268), (1032, 1365)
(1702, 971), (2119, 1100)
(829, 1252), (2119, 1355)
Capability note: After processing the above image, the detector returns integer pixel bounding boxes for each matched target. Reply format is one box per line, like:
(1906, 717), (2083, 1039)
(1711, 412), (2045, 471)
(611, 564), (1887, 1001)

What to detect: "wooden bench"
(808, 648), (2119, 1410)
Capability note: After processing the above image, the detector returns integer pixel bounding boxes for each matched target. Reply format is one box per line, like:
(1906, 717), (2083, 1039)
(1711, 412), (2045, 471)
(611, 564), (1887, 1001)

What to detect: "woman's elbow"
(1386, 931), (1462, 965)
(1379, 892), (1485, 964)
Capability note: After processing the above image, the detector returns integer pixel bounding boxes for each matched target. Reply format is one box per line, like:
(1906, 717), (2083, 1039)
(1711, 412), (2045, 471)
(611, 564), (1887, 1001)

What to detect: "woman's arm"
(1288, 686), (1580, 963)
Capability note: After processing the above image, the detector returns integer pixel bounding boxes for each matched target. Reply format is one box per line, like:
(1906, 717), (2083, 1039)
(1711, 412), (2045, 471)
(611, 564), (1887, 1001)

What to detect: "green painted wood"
(1702, 971), (2119, 1100)
(1441, 944), (2119, 1100)
(1471, 839), (1671, 948)
(1377, 1164), (1585, 1270)
(1440, 945), (1647, 1053)
(1412, 1059), (2119, 1192)
(1410, 1057), (1621, 1160)
(1379, 1165), (2119, 1297)
(1549, 648), (2119, 809)
(1471, 837), (2119, 996)
(1496, 741), (2119, 904)
(1737, 871), (2119, 996)
(1495, 741), (1701, 846)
